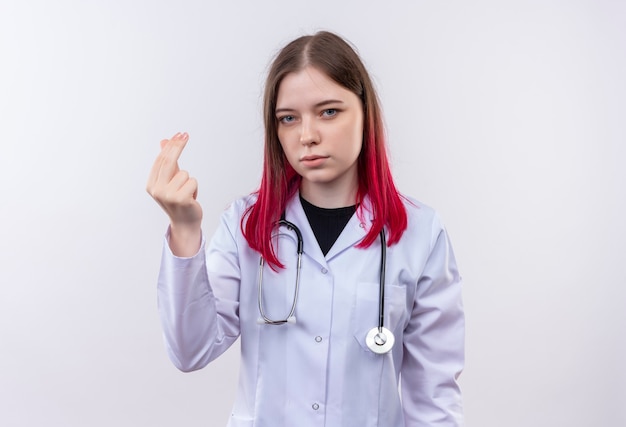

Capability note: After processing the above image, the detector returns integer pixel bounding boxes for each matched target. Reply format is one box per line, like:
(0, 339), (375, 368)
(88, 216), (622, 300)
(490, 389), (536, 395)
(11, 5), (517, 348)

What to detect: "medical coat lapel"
(324, 212), (370, 261)
(328, 195), (374, 261)
(284, 193), (372, 264)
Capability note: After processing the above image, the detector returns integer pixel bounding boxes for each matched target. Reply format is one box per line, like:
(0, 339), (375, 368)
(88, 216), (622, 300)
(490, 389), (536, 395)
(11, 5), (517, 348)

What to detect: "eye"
(322, 109), (338, 118)
(278, 115), (296, 124)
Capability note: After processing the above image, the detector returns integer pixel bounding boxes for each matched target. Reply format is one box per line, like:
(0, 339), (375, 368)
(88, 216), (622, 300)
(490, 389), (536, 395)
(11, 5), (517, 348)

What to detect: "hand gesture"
(146, 132), (202, 256)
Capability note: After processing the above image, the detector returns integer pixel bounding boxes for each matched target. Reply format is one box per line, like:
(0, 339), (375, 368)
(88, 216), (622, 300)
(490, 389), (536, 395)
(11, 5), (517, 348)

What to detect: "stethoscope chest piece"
(365, 326), (395, 354)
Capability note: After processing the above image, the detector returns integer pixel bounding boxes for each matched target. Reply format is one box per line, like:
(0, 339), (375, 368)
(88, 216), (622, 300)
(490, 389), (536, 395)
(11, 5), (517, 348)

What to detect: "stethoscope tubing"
(377, 228), (386, 333)
(257, 219), (303, 325)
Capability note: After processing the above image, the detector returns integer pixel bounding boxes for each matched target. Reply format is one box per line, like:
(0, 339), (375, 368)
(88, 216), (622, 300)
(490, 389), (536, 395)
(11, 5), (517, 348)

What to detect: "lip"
(300, 155), (329, 167)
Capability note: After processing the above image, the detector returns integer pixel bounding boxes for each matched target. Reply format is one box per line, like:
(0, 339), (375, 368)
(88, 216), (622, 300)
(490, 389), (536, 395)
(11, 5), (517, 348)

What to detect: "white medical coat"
(157, 193), (464, 426)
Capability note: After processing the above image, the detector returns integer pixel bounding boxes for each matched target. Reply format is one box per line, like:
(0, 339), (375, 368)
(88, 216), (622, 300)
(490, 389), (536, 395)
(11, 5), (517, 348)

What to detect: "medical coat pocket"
(353, 281), (406, 353)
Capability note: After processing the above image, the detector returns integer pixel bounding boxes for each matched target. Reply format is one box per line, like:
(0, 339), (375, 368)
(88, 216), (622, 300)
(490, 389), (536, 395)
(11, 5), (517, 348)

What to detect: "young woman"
(147, 31), (464, 427)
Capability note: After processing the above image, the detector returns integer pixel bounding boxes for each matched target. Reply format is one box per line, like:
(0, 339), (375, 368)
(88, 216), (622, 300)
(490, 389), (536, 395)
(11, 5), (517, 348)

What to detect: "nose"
(299, 116), (318, 146)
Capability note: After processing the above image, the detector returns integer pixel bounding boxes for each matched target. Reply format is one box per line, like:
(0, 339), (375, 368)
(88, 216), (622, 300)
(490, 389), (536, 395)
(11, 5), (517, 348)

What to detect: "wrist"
(169, 222), (202, 257)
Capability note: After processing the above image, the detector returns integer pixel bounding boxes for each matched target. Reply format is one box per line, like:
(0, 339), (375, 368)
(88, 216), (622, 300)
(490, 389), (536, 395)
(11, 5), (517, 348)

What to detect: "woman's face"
(275, 66), (364, 203)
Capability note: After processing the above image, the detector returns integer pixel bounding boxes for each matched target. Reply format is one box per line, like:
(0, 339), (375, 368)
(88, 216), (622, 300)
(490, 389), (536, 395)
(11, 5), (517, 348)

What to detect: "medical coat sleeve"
(157, 209), (242, 372)
(401, 222), (465, 426)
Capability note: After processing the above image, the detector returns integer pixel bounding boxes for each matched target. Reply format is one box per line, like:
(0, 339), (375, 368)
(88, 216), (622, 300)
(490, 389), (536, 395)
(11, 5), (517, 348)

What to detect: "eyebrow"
(275, 99), (345, 114)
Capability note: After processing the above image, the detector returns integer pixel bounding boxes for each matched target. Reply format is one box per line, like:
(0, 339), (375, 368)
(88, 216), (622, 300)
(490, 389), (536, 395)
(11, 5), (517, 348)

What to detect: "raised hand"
(147, 132), (202, 256)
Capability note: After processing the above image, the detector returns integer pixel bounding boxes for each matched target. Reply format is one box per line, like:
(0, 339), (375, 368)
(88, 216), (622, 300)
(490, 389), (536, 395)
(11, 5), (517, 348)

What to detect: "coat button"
(321, 267), (328, 274)
(315, 336), (322, 343)
(312, 403), (320, 410)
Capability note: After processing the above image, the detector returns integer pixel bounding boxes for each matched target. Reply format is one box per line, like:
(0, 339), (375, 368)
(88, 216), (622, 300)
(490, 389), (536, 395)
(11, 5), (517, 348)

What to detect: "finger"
(148, 133), (182, 189)
(147, 137), (178, 191)
(154, 133), (189, 186)
(146, 132), (184, 196)
(167, 170), (191, 193)
(160, 132), (184, 149)
(163, 173), (197, 206)
(179, 177), (198, 201)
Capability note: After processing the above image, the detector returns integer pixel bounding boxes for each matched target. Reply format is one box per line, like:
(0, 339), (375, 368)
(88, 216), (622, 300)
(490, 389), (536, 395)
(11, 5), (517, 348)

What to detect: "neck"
(300, 179), (358, 209)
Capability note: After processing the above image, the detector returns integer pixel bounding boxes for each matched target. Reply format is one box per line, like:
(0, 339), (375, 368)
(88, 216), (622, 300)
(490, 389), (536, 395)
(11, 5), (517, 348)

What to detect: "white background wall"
(1, 1), (624, 426)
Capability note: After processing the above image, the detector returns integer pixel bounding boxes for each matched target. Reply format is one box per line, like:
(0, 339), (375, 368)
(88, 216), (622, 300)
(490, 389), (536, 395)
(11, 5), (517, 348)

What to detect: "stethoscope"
(257, 219), (395, 354)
